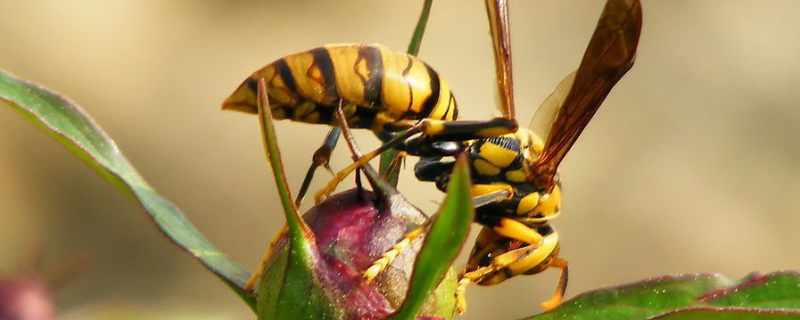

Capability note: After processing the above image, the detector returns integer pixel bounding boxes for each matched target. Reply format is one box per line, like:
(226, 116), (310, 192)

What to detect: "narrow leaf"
(525, 271), (800, 320)
(391, 154), (473, 320)
(254, 78), (314, 256)
(254, 78), (333, 319)
(406, 0), (433, 57)
(0, 69), (255, 310)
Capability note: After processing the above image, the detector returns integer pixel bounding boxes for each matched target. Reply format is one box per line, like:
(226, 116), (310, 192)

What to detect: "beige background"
(1, 1), (799, 319)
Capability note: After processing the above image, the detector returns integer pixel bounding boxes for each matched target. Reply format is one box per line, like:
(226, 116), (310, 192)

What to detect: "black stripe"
(273, 58), (298, 95)
(486, 136), (521, 152)
(353, 105), (380, 128)
(309, 47), (338, 103)
(315, 105), (334, 125)
(358, 46), (383, 107)
(450, 96), (458, 120)
(402, 56), (414, 112)
(419, 63), (441, 119)
(246, 77), (258, 93)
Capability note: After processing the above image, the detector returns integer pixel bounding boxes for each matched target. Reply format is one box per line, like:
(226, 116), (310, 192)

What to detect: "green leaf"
(391, 154), (473, 320)
(254, 78), (314, 260)
(0, 69), (255, 310)
(406, 0), (433, 56)
(524, 271), (800, 320)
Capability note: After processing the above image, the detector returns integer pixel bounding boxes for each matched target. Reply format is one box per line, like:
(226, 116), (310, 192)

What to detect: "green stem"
(407, 0), (433, 56)
(379, 0), (434, 185)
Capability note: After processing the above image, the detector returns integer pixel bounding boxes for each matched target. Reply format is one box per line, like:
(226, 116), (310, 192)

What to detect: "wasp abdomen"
(223, 44), (457, 131)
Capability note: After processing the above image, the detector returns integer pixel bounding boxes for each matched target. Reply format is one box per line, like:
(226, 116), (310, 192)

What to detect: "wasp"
(349, 0), (643, 314)
(223, 44), (517, 206)
(223, 44), (519, 291)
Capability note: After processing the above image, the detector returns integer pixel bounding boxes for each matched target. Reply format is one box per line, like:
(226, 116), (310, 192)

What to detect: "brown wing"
(485, 0), (515, 119)
(533, 0), (642, 188)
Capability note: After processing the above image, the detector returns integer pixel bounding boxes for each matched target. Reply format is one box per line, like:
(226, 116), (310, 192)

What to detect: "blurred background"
(2, 0), (800, 319)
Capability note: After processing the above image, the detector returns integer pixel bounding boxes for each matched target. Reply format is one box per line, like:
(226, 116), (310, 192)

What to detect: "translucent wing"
(485, 0), (515, 119)
(529, 71), (576, 143)
(533, 0), (643, 188)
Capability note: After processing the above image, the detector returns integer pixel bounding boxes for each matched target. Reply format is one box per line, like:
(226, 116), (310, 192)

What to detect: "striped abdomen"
(467, 225), (560, 285)
(222, 44), (458, 131)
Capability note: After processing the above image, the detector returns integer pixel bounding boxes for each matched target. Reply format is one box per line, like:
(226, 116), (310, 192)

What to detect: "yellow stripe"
(507, 231), (559, 275)
(478, 142), (518, 168)
(428, 75), (454, 121)
(492, 218), (542, 245)
(284, 51), (334, 106)
(326, 45), (368, 107)
(378, 46), (433, 116)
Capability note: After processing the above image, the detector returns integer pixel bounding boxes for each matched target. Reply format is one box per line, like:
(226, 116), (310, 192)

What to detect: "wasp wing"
(485, 0), (515, 119)
(529, 71), (576, 143)
(532, 0), (642, 186)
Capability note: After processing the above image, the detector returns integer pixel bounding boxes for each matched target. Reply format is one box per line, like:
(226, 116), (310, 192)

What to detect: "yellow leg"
(313, 117), (517, 203)
(313, 142), (390, 203)
(540, 258), (569, 310)
(245, 224), (288, 291)
(455, 245), (540, 314)
(381, 151), (407, 180)
(363, 226), (425, 283)
(312, 101), (380, 203)
(455, 265), (495, 315)
(492, 217), (543, 245)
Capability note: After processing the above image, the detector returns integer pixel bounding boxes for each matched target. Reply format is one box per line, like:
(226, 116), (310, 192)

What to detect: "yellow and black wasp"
(349, 0), (642, 313)
(223, 0), (641, 312)
(222, 38), (517, 293)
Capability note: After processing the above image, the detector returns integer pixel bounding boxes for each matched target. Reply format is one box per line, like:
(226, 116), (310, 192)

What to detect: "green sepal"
(254, 78), (336, 319)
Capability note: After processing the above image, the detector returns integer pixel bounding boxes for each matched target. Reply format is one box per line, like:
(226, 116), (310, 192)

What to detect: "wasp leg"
(314, 118), (517, 203)
(362, 189), (511, 282)
(381, 151), (407, 180)
(540, 258), (569, 310)
(487, 217), (543, 245)
(314, 127), (423, 203)
(362, 225), (425, 283)
(245, 224), (288, 291)
(455, 243), (542, 314)
(361, 188), (511, 284)
(333, 100), (365, 160)
(472, 189), (512, 208)
(398, 117), (518, 143)
(295, 127), (341, 207)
